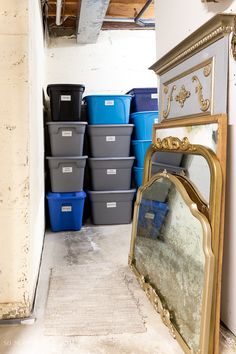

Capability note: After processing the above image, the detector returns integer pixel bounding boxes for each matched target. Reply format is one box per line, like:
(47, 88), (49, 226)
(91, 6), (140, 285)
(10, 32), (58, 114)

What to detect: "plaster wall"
(155, 0), (236, 335)
(28, 0), (45, 304)
(0, 0), (45, 319)
(45, 30), (157, 96)
(0, 0), (31, 318)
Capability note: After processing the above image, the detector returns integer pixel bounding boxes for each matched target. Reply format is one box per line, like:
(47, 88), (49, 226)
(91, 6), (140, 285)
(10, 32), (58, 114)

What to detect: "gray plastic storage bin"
(151, 162), (185, 175)
(87, 124), (134, 157)
(47, 122), (87, 157)
(88, 157), (135, 191)
(88, 189), (136, 225)
(152, 151), (183, 166)
(47, 156), (87, 192)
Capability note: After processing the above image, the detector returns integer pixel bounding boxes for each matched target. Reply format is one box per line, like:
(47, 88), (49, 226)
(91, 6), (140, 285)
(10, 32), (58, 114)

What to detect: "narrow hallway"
(0, 225), (181, 354)
(0, 225), (235, 354)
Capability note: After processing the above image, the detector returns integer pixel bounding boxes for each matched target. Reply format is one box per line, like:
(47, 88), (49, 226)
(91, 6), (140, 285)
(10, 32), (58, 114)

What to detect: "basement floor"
(0, 224), (235, 354)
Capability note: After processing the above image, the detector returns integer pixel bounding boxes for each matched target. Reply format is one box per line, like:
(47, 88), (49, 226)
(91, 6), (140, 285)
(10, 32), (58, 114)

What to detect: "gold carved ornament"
(175, 85), (191, 108)
(162, 85), (176, 119)
(138, 275), (176, 339)
(155, 136), (197, 152)
(192, 75), (210, 112)
(203, 63), (212, 77)
(150, 15), (235, 76)
(162, 63), (211, 118)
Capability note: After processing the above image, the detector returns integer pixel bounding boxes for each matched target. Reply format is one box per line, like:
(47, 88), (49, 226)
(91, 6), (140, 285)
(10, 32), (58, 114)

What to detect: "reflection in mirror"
(151, 152), (211, 203)
(134, 175), (211, 353)
(151, 123), (218, 204)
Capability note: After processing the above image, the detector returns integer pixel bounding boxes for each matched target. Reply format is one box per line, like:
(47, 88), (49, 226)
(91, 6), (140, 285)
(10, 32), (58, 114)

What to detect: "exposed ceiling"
(42, 0), (155, 43)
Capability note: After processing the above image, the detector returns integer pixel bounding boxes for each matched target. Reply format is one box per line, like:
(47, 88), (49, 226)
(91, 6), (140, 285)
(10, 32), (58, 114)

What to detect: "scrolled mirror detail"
(129, 136), (223, 354)
(156, 136), (196, 151)
(192, 75), (210, 112)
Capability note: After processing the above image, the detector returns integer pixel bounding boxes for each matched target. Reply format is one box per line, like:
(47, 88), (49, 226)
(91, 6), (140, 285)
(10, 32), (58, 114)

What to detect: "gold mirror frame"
(150, 114), (227, 354)
(130, 171), (215, 354)
(129, 136), (224, 354)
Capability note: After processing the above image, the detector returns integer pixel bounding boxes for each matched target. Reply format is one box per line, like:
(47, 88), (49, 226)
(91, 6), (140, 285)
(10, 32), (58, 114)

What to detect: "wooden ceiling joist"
(43, 0), (155, 39)
(106, 2), (154, 19)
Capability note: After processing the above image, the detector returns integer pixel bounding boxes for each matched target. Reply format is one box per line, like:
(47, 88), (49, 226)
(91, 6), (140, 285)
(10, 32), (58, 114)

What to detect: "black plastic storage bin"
(127, 88), (158, 113)
(47, 84), (85, 121)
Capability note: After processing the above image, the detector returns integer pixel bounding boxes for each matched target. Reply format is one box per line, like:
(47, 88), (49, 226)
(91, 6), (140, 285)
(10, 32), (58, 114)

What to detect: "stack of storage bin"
(127, 88), (185, 186)
(127, 88), (159, 187)
(84, 94), (136, 225)
(46, 84), (87, 232)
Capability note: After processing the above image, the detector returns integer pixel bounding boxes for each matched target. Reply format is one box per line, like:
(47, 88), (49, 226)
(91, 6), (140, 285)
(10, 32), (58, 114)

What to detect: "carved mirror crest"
(129, 128), (225, 354)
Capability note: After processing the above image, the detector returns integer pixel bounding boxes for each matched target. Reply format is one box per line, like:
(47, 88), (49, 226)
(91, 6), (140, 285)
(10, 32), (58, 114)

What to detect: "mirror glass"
(151, 152), (210, 203)
(134, 176), (206, 353)
(152, 123), (218, 203)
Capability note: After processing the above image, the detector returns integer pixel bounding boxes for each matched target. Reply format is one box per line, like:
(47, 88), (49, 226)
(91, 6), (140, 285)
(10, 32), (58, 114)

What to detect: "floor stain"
(63, 228), (103, 265)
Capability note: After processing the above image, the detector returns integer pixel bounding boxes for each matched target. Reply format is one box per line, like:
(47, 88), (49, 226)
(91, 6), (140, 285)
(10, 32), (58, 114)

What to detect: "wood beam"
(106, 3), (154, 19)
(77, 0), (110, 44)
(48, 0), (78, 4)
(102, 21), (154, 29)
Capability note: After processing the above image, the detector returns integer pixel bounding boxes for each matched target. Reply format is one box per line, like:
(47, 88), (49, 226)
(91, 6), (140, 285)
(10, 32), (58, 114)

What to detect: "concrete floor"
(0, 224), (235, 354)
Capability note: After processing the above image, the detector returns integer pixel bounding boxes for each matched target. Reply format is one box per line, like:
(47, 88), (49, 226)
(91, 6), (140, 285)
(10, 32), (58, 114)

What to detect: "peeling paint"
(5, 124), (16, 131)
(12, 54), (26, 66)
(0, 300), (30, 320)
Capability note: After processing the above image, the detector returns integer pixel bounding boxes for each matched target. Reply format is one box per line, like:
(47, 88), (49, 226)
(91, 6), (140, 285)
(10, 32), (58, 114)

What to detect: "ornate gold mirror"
(129, 136), (224, 354)
(149, 114), (227, 354)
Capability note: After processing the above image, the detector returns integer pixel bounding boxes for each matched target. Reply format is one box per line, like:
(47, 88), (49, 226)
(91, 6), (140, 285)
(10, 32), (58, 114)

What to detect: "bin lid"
(46, 121), (87, 126)
(46, 191), (86, 199)
(46, 156), (88, 160)
(87, 124), (134, 128)
(47, 84), (85, 95)
(131, 140), (152, 144)
(126, 88), (158, 95)
(87, 189), (136, 195)
(84, 94), (132, 99)
(88, 157), (135, 161)
(130, 111), (158, 118)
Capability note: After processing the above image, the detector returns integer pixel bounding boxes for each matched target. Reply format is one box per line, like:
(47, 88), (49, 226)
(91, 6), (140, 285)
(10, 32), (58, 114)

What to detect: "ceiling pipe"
(103, 17), (155, 26)
(104, 18), (135, 23)
(134, 0), (153, 26)
(56, 0), (63, 25)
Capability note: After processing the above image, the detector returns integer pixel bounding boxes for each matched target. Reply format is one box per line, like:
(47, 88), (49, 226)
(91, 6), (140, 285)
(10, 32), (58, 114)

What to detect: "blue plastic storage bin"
(130, 111), (158, 140)
(84, 95), (132, 124)
(46, 191), (86, 232)
(133, 166), (144, 187)
(131, 140), (151, 167)
(126, 88), (158, 112)
(138, 198), (169, 239)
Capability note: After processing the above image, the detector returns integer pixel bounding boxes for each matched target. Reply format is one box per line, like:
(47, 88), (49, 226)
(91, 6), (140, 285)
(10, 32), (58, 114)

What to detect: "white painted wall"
(155, 0), (236, 60)
(46, 31), (157, 96)
(0, 0), (45, 319)
(28, 0), (45, 305)
(0, 0), (31, 319)
(155, 0), (236, 335)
